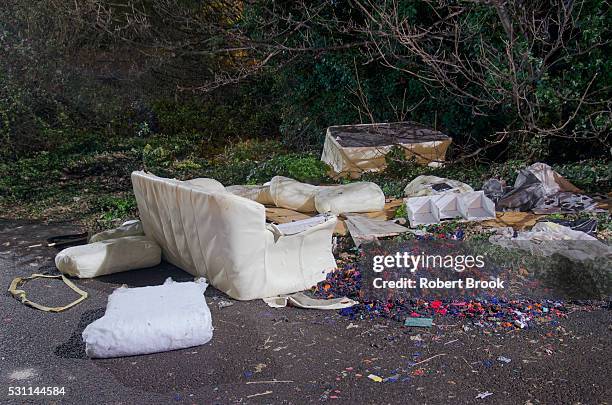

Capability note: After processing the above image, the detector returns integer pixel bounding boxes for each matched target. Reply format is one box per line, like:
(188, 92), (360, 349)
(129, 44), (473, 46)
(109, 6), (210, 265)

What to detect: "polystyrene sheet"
(457, 191), (496, 221)
(405, 196), (441, 227)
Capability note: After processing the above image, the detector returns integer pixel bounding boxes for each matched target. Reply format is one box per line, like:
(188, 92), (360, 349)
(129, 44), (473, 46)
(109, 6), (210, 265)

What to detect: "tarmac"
(1, 219), (610, 404)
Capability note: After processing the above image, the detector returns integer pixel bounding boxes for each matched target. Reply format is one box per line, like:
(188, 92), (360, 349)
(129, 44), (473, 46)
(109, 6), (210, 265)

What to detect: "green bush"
(247, 154), (331, 184)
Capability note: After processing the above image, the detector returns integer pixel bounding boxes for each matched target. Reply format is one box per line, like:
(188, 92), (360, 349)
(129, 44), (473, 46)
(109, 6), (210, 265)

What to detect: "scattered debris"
(476, 391), (494, 399)
(404, 317), (434, 328)
(367, 374), (383, 382)
(497, 356), (511, 364)
(217, 300), (234, 309)
(246, 390), (272, 399)
(404, 175), (474, 198)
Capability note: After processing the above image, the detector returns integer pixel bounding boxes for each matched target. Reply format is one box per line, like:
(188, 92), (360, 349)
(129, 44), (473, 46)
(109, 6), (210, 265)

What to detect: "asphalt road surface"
(1, 219), (610, 404)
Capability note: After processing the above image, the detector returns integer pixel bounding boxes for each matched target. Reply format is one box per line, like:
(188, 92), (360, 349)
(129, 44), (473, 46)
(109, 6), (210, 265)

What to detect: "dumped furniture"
(55, 236), (162, 278)
(131, 171), (338, 300)
(82, 278), (213, 358)
(225, 184), (274, 205)
(321, 122), (452, 178)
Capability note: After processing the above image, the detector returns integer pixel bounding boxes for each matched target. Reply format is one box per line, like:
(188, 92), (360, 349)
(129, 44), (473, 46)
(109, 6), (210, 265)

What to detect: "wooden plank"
(265, 207), (311, 224)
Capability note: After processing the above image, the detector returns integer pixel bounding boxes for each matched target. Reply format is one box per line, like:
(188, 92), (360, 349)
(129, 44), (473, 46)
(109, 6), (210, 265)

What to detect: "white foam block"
(82, 278), (213, 358)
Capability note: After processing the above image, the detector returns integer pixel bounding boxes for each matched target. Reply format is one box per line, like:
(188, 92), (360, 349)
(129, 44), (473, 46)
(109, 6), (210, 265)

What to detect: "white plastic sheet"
(82, 278), (213, 358)
(55, 236), (161, 278)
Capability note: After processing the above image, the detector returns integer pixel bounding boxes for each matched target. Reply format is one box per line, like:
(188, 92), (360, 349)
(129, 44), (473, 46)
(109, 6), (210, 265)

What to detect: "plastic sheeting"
(496, 162), (586, 212)
(55, 236), (161, 278)
(321, 122), (452, 178)
(314, 182), (385, 214)
(131, 171), (338, 300)
(89, 220), (144, 243)
(404, 175), (473, 197)
(82, 278), (213, 358)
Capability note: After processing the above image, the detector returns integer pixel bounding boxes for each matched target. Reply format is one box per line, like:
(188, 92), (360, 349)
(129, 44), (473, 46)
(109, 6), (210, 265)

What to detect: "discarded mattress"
(89, 220), (144, 243)
(82, 278), (213, 358)
(404, 175), (473, 197)
(405, 191), (495, 227)
(321, 122), (452, 177)
(314, 182), (385, 214)
(226, 184), (274, 205)
(131, 171), (338, 300)
(55, 236), (162, 278)
(269, 176), (319, 212)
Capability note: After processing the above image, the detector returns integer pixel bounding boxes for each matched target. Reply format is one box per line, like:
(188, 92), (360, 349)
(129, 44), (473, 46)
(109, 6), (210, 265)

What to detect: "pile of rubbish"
(8, 160), (610, 360)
